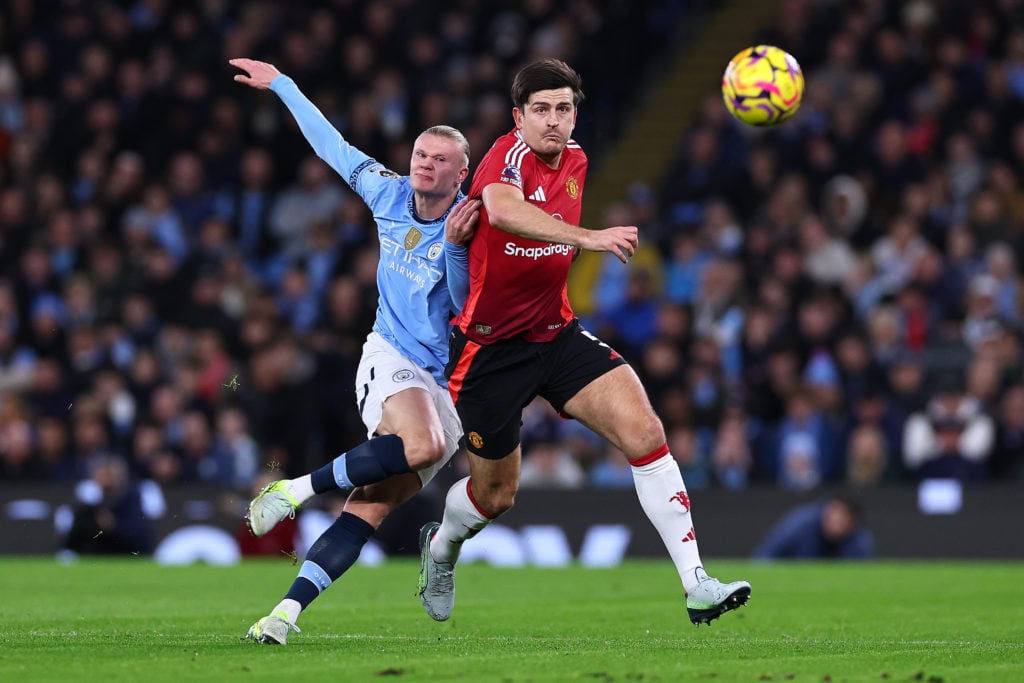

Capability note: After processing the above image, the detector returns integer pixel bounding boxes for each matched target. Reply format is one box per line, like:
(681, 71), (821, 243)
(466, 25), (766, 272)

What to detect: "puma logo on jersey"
(528, 186), (547, 202)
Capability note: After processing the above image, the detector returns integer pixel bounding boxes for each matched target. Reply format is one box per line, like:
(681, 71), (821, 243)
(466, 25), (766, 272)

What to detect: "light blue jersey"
(271, 75), (464, 386)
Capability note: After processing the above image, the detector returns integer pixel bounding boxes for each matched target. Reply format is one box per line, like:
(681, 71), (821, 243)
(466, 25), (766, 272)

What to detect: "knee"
(400, 429), (447, 470)
(343, 501), (391, 528)
(471, 478), (517, 517)
(621, 412), (666, 458)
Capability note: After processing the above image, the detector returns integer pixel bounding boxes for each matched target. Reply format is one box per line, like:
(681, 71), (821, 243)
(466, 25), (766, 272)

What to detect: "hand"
(229, 58), (282, 90)
(445, 198), (481, 246)
(579, 225), (639, 263)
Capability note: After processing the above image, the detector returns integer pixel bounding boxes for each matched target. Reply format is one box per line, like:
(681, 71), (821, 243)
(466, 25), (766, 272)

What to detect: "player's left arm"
(482, 183), (637, 263)
(443, 197), (481, 312)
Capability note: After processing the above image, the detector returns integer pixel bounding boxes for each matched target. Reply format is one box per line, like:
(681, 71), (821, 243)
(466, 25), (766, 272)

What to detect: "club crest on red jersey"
(565, 175), (579, 199)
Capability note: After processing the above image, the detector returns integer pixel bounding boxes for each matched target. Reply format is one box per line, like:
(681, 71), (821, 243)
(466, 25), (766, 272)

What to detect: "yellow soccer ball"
(721, 45), (804, 127)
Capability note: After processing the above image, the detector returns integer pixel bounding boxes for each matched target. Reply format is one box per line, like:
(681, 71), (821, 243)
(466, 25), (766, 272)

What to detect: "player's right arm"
(229, 58), (377, 193)
(481, 183), (638, 264)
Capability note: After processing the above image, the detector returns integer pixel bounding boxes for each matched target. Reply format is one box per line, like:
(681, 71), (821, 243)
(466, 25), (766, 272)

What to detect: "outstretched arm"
(229, 58), (373, 184)
(481, 183), (637, 263)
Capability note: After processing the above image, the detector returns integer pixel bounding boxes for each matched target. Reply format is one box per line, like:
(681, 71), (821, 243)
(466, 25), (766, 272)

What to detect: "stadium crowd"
(0, 0), (1021, 503)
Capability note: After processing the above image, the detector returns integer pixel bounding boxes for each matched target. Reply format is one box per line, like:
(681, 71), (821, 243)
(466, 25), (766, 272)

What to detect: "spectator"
(982, 242), (1020, 324)
(588, 442), (635, 489)
(752, 495), (873, 560)
(962, 274), (1003, 350)
(664, 231), (712, 305)
(845, 423), (890, 488)
(775, 387), (840, 490)
(710, 409), (752, 489)
(799, 212), (856, 286)
(267, 155), (347, 265)
(902, 372), (995, 480)
(667, 424), (710, 490)
(0, 417), (46, 480)
(519, 438), (586, 490)
(60, 453), (155, 555)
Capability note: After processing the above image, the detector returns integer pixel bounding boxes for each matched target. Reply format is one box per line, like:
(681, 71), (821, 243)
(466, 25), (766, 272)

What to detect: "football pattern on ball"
(721, 45), (804, 127)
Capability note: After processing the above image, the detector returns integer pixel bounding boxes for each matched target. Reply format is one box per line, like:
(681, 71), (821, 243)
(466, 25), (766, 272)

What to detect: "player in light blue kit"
(229, 58), (479, 644)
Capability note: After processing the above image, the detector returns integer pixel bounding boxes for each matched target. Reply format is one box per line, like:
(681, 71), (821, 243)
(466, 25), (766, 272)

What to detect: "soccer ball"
(721, 45), (804, 127)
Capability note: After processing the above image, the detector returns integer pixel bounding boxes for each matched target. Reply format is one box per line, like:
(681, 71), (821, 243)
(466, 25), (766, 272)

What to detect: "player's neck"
(414, 192), (455, 221)
(535, 150), (563, 169)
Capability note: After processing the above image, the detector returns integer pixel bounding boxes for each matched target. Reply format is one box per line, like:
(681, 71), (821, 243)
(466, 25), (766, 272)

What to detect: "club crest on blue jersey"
(427, 242), (443, 259)
(405, 227), (423, 250)
(500, 165), (523, 189)
(392, 369), (414, 382)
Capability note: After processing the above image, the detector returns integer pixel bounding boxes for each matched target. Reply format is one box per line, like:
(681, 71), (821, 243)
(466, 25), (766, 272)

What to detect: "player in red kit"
(418, 59), (750, 627)
(453, 111), (590, 343)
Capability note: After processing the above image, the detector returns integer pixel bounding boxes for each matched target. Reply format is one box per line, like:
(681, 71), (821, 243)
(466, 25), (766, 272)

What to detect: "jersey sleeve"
(443, 240), (469, 312)
(270, 75), (396, 205)
(470, 134), (525, 197)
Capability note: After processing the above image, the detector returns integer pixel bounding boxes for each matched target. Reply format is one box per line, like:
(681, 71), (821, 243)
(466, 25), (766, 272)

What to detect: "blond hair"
(420, 125), (470, 166)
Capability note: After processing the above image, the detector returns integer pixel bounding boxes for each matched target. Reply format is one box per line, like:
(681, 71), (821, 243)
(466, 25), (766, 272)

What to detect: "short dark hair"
(511, 58), (585, 110)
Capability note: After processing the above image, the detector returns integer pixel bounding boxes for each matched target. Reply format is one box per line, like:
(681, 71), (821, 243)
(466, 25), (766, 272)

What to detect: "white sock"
(631, 453), (704, 594)
(429, 477), (492, 564)
(285, 475), (315, 505)
(271, 598), (302, 625)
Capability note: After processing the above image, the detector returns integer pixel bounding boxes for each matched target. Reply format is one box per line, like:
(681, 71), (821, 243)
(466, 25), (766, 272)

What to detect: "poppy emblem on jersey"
(427, 242), (443, 260)
(500, 165), (523, 188)
(373, 167), (399, 179)
(468, 432), (484, 449)
(565, 175), (579, 200)
(392, 369), (414, 382)
(404, 227), (422, 250)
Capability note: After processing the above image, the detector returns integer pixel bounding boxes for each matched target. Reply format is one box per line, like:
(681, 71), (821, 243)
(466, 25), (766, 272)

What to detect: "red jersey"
(455, 128), (588, 344)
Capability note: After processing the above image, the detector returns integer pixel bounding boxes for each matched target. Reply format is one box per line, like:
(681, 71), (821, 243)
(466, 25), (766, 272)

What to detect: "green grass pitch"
(1, 558), (1022, 682)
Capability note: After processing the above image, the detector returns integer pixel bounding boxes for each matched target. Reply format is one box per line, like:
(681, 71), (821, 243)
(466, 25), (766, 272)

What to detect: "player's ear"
(512, 107), (524, 129)
(457, 166), (469, 184)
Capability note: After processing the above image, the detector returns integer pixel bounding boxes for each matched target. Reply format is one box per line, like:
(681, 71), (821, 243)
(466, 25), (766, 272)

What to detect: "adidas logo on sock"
(681, 527), (696, 543)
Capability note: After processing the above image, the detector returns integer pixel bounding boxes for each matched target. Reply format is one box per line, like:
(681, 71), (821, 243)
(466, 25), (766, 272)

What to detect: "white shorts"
(355, 332), (462, 486)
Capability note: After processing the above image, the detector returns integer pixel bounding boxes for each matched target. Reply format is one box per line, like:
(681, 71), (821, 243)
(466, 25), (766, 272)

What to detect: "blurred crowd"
(0, 0), (1022, 503)
(0, 0), (682, 493)
(546, 0), (1024, 491)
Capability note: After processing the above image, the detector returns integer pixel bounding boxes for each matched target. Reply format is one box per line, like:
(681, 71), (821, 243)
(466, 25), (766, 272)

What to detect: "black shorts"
(445, 319), (627, 459)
